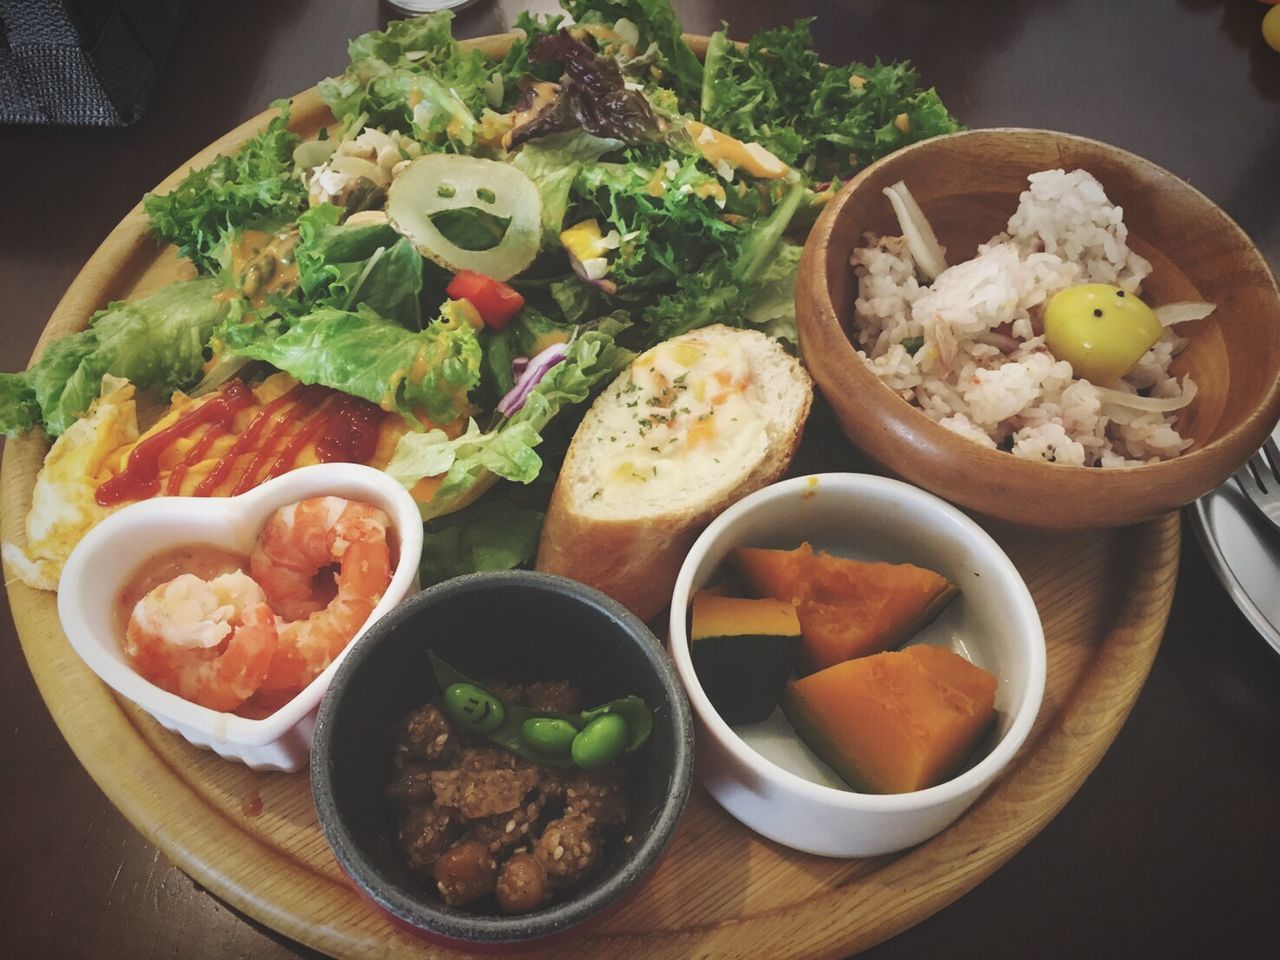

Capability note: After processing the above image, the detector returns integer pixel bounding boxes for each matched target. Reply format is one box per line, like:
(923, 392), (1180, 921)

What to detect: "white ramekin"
(57, 463), (423, 771)
(668, 472), (1045, 857)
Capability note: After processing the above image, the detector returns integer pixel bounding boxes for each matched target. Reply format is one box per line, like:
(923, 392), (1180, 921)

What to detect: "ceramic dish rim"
(56, 462), (424, 747)
(310, 569), (696, 944)
(668, 471), (1047, 811)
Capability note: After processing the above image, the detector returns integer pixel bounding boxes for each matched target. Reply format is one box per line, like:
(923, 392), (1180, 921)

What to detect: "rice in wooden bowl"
(795, 128), (1280, 529)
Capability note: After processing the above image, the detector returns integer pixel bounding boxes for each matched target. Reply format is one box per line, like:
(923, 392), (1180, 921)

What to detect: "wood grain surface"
(0, 34), (1183, 960)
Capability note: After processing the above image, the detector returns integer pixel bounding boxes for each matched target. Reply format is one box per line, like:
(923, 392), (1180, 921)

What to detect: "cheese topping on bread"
(553, 325), (812, 524)
(535, 325), (813, 619)
(591, 337), (765, 506)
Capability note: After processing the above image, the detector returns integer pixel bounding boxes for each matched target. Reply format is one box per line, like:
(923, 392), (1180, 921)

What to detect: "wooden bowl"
(796, 128), (1280, 529)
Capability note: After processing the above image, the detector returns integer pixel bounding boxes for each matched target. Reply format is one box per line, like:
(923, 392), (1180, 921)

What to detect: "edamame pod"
(443, 682), (506, 733)
(571, 713), (629, 770)
(521, 716), (578, 755)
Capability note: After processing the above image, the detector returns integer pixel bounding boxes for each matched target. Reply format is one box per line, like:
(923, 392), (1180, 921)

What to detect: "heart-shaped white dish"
(57, 463), (423, 771)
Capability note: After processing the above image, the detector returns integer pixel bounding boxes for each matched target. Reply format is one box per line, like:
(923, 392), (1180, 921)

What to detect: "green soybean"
(571, 713), (628, 770)
(442, 682), (505, 733)
(520, 717), (578, 755)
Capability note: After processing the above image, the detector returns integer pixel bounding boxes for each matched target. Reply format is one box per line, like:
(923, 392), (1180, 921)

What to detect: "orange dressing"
(229, 230), (301, 309)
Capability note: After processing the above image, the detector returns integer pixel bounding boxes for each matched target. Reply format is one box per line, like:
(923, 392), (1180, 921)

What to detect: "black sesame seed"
(1093, 308), (1103, 317)
(1116, 290), (1126, 297)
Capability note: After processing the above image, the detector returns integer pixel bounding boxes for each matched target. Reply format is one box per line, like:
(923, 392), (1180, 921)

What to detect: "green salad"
(0, 0), (958, 583)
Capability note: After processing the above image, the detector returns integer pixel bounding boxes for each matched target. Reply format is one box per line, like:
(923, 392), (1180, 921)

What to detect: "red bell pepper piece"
(445, 270), (525, 330)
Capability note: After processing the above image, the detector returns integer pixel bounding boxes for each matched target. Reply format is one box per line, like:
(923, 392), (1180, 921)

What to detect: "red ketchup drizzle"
(229, 386), (328, 495)
(259, 394), (341, 483)
(165, 421), (230, 496)
(193, 383), (313, 497)
(96, 383), (254, 506)
(314, 395), (386, 465)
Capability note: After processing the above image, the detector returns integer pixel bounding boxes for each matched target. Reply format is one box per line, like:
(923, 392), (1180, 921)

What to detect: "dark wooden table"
(3, 1), (1278, 956)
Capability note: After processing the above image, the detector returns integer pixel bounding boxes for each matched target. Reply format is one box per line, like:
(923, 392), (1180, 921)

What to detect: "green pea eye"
(442, 682), (505, 733)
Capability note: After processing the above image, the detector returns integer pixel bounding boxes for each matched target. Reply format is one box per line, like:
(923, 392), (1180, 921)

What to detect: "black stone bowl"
(310, 570), (695, 948)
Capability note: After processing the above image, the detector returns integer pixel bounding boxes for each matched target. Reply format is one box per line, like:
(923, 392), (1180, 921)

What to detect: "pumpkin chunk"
(783, 645), (997, 794)
(690, 592), (802, 725)
(734, 543), (957, 672)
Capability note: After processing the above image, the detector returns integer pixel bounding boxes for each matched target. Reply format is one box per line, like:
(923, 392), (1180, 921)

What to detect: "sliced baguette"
(536, 324), (813, 620)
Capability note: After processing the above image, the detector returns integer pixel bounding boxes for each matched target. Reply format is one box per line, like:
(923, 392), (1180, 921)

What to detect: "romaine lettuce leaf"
(216, 305), (481, 425)
(294, 205), (423, 326)
(387, 326), (631, 515)
(0, 374), (39, 437)
(143, 101), (306, 274)
(746, 241), (804, 344)
(0, 278), (230, 438)
(419, 492), (545, 586)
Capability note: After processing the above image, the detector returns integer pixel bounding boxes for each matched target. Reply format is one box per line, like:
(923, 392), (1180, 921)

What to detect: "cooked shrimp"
(250, 497), (393, 693)
(125, 571), (278, 712)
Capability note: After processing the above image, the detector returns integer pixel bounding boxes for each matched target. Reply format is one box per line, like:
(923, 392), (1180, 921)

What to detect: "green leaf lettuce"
(387, 327), (631, 517)
(0, 278), (230, 438)
(216, 304), (481, 425)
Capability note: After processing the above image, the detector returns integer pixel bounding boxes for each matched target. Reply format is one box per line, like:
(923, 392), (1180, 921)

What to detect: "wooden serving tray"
(0, 35), (1179, 959)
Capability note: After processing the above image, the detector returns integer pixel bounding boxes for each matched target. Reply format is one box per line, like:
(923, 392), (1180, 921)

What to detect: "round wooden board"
(1, 34), (1178, 960)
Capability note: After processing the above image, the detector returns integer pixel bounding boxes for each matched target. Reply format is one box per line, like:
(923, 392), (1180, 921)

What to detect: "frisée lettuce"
(143, 101), (307, 275)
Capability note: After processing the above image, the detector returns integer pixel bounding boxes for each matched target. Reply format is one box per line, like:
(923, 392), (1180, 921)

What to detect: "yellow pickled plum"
(1043, 283), (1163, 384)
(1265, 6), (1280, 54)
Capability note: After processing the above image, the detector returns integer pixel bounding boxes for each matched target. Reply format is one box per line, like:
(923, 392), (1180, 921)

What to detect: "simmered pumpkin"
(734, 543), (957, 672)
(689, 591), (802, 725)
(782, 644), (997, 794)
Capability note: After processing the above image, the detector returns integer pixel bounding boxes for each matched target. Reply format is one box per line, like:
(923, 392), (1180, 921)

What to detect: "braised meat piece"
(386, 763), (434, 806)
(496, 852), (550, 914)
(564, 765), (629, 827)
(459, 745), (518, 772)
(433, 840), (497, 907)
(394, 703), (458, 766)
(431, 764), (541, 820)
(398, 805), (459, 876)
(537, 766), (566, 804)
(534, 814), (602, 888)
(466, 798), (545, 856)
(523, 680), (583, 713)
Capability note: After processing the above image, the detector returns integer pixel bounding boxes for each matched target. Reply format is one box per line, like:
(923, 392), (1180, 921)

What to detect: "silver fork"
(1234, 437), (1280, 529)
